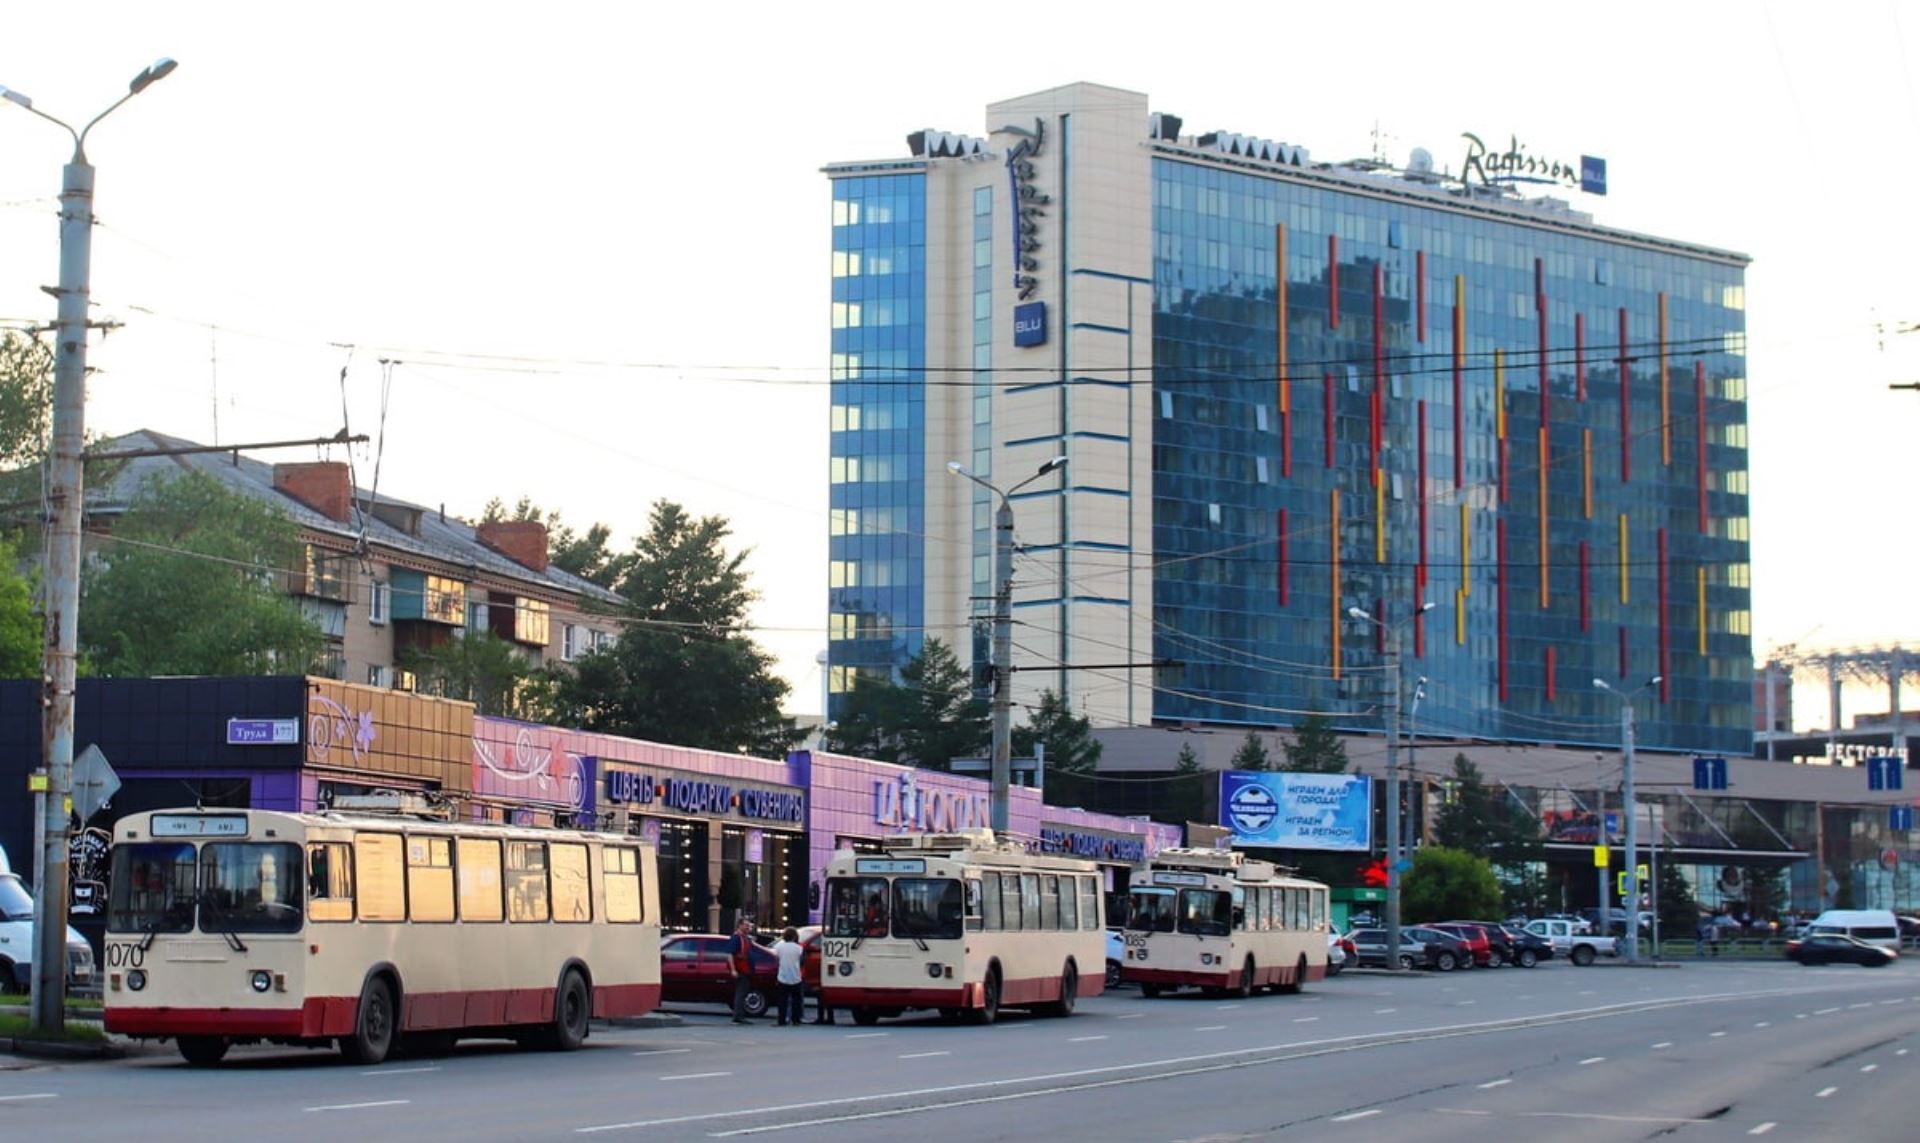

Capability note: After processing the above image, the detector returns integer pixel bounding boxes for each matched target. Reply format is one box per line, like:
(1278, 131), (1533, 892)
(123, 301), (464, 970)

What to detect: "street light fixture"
(1349, 601), (1435, 972)
(1, 57), (178, 1035)
(946, 455), (1068, 834)
(1595, 674), (1661, 964)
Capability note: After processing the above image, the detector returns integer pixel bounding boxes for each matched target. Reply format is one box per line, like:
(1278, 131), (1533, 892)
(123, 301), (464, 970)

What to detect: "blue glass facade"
(1149, 157), (1751, 755)
(827, 173), (928, 702)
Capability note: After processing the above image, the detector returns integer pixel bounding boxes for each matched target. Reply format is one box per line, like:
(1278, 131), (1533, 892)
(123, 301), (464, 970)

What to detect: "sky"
(0, 2), (1914, 731)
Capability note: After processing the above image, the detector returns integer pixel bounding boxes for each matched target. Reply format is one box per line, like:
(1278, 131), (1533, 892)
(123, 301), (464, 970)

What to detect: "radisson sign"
(1460, 132), (1607, 196)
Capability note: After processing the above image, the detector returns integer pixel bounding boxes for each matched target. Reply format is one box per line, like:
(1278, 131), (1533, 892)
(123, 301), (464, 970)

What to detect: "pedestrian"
(773, 926), (806, 1027)
(727, 916), (756, 1023)
(1695, 914), (1711, 958)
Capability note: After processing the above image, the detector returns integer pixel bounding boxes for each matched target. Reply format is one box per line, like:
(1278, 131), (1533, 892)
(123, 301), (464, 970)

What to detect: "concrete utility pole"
(1351, 603), (1433, 972)
(1596, 674), (1660, 965)
(948, 455), (1067, 834)
(0, 57), (177, 1033)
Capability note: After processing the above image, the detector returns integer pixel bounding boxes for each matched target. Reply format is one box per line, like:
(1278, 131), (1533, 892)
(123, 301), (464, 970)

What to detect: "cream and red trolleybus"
(1120, 847), (1330, 997)
(102, 802), (660, 1065)
(818, 830), (1105, 1024)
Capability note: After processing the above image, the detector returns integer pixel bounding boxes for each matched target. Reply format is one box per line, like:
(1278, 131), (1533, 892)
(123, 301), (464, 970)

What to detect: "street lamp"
(1595, 674), (1661, 964)
(1, 57), (178, 1034)
(1349, 601), (1434, 972)
(947, 455), (1068, 835)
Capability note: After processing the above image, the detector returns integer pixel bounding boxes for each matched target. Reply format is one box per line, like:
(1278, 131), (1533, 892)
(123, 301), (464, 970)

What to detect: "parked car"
(1429, 922), (1495, 967)
(1106, 927), (1126, 988)
(1495, 924), (1553, 967)
(1326, 931), (1351, 976)
(1524, 918), (1617, 965)
(1455, 921), (1522, 966)
(660, 933), (779, 1017)
(1348, 927), (1466, 972)
(1784, 933), (1899, 968)
(1402, 926), (1472, 972)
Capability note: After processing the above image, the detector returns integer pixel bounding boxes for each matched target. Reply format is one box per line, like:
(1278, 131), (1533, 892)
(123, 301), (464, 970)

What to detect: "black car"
(1785, 933), (1899, 967)
(1493, 923), (1554, 967)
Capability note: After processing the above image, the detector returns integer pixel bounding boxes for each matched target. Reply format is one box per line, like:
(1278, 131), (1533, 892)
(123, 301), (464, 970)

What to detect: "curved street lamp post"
(1350, 602), (1434, 971)
(1596, 674), (1661, 964)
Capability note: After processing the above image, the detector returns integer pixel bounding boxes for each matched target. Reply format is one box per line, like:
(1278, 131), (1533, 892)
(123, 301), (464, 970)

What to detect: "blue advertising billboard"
(1219, 771), (1373, 851)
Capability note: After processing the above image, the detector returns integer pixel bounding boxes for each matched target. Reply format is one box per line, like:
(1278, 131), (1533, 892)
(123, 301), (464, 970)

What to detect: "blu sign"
(1220, 771), (1372, 851)
(603, 770), (804, 824)
(1013, 301), (1047, 348)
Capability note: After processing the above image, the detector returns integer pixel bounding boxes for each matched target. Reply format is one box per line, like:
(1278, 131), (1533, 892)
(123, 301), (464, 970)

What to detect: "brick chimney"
(272, 462), (353, 523)
(477, 519), (549, 572)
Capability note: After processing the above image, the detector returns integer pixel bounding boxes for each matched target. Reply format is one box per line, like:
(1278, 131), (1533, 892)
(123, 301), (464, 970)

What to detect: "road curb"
(0, 1035), (125, 1061)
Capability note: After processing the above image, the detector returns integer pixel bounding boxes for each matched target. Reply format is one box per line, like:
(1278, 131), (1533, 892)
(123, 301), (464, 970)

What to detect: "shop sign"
(1459, 131), (1597, 193)
(873, 770), (988, 833)
(1000, 116), (1049, 302)
(1038, 826), (1146, 864)
(603, 769), (804, 824)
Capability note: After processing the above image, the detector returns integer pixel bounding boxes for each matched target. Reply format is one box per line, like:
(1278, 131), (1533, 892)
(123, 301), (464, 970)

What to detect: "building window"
(368, 581), (389, 626)
(368, 665), (393, 688)
(514, 598), (550, 647)
(563, 623), (582, 660)
(424, 576), (466, 625)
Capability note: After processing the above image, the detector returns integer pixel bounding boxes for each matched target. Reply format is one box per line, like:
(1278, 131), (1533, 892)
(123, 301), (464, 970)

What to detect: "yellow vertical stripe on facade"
(1494, 349), (1506, 440)
(1618, 514), (1629, 603)
(1456, 587), (1466, 645)
(1277, 223), (1289, 415)
(1330, 487), (1342, 681)
(1538, 426), (1549, 608)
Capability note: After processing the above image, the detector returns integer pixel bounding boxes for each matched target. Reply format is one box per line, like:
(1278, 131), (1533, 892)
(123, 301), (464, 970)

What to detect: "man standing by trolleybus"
(728, 916), (755, 1023)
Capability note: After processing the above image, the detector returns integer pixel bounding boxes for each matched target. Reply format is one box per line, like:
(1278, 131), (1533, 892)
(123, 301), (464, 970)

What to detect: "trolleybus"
(1121, 848), (1330, 997)
(102, 804), (660, 1065)
(818, 830), (1104, 1024)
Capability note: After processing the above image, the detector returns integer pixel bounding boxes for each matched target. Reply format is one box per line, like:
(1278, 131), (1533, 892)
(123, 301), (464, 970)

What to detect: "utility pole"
(1351, 603), (1432, 972)
(1, 57), (177, 1035)
(948, 455), (1067, 834)
(1597, 674), (1660, 965)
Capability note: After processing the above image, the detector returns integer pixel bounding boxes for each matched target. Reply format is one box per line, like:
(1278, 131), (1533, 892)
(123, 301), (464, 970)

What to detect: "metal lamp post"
(1595, 674), (1661, 964)
(947, 455), (1067, 834)
(1350, 602), (1434, 971)
(1, 57), (177, 1033)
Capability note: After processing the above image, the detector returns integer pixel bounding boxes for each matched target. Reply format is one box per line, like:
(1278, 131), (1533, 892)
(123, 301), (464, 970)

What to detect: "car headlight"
(251, 970), (273, 993)
(127, 969), (147, 991)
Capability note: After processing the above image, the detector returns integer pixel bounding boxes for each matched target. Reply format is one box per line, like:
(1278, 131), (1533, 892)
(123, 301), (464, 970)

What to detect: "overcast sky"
(1, 2), (1912, 730)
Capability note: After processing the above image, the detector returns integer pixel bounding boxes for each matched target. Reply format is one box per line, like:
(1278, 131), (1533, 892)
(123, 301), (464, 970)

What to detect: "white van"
(1807, 909), (1902, 951)
(0, 847), (97, 993)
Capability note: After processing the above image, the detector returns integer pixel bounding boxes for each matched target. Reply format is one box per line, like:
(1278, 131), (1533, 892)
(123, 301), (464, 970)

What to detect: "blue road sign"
(1892, 805), (1915, 831)
(1692, 755), (1728, 791)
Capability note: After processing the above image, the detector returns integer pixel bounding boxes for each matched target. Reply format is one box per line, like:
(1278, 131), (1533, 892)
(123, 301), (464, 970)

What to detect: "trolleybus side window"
(198, 842), (303, 934)
(306, 842), (354, 923)
(965, 878), (983, 932)
(108, 842), (197, 933)
(603, 845), (643, 923)
(1247, 886), (1263, 932)
(506, 840), (550, 923)
(1059, 875), (1078, 930)
(1020, 873), (1041, 932)
(355, 833), (407, 922)
(457, 837), (504, 922)
(1000, 872), (1023, 930)
(892, 878), (963, 940)
(1079, 875), (1100, 929)
(1129, 886), (1175, 932)
(406, 836), (455, 922)
(981, 873), (1003, 930)
(1040, 875), (1061, 931)
(551, 842), (590, 922)
(1178, 888), (1231, 937)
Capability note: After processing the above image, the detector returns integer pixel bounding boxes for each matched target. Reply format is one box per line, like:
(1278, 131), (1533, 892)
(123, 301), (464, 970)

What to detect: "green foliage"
(546, 499), (797, 757)
(1400, 845), (1502, 922)
(1012, 688), (1102, 775)
(0, 536), (38, 678)
(79, 471), (324, 676)
(1280, 710), (1349, 773)
(481, 496), (630, 591)
(1498, 864), (1552, 919)
(1155, 741), (1210, 828)
(820, 670), (908, 763)
(0, 332), (53, 514)
(400, 631), (544, 719)
(1655, 846), (1698, 938)
(1229, 729), (1271, 771)
(820, 637), (988, 769)
(1431, 754), (1543, 866)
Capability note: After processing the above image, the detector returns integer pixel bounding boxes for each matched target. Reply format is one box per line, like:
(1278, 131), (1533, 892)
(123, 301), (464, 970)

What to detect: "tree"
(546, 499), (798, 757)
(1162, 741), (1209, 826)
(0, 536), (38, 678)
(1229, 729), (1271, 771)
(481, 496), (630, 591)
(1280, 710), (1349, 772)
(1012, 688), (1102, 776)
(1655, 844), (1699, 941)
(819, 637), (988, 769)
(0, 332), (52, 508)
(79, 470), (325, 676)
(1431, 754), (1544, 866)
(820, 671), (909, 763)
(1400, 845), (1501, 922)
(400, 630), (546, 719)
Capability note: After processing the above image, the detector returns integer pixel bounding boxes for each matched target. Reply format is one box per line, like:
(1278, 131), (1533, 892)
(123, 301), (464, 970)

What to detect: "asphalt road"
(5, 958), (1919, 1141)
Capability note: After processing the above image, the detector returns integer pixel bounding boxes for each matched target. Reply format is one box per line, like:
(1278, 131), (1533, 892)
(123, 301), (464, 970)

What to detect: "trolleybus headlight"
(927, 963), (943, 979)
(251, 970), (273, 993)
(127, 969), (147, 991)
(838, 961), (853, 976)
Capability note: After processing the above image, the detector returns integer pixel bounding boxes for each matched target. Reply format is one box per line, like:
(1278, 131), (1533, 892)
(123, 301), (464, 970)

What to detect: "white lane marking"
(1440, 1109), (1492, 1116)
(660, 1072), (732, 1081)
(845, 1033), (888, 1039)
(633, 1048), (693, 1057)
(1215, 1004), (1243, 1011)
(1711, 1032), (1728, 1038)
(1795, 1014), (1808, 1019)
(1814, 1007), (1841, 1015)
(363, 1066), (440, 1076)
(1374, 1008), (1397, 1014)
(1477, 1078), (1512, 1089)
(306, 1100), (410, 1113)
(1068, 1036), (1107, 1043)
(1331, 1110), (1380, 1122)
(898, 1051), (950, 1059)
(1898, 1049), (1910, 1056)
(1115, 1013), (1146, 1020)
(1293, 1017), (1320, 1023)
(1883, 999), (1906, 1006)
(0, 1094), (57, 1103)
(1861, 1064), (1878, 1073)
(1579, 1056), (1606, 1065)
(1816, 1087), (1838, 1098)
(1457, 1000), (1477, 1006)
(1195, 1025), (1227, 1032)
(1849, 1003), (1874, 1010)
(1750, 1123), (1777, 1136)
(1652, 1042), (1673, 1049)
(1755, 1022), (1770, 1028)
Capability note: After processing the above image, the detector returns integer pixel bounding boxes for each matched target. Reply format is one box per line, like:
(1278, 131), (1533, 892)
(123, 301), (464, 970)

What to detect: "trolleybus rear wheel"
(1047, 962), (1078, 1017)
(177, 1035), (228, 1066)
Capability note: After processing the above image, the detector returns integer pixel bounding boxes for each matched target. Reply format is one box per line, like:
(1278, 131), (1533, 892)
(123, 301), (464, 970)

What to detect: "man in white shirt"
(773, 927), (805, 1026)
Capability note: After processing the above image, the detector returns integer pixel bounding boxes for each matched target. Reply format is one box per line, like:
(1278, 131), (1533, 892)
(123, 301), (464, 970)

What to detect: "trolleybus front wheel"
(850, 1006), (881, 1026)
(341, 975), (396, 1065)
(965, 966), (1001, 1025)
(176, 1035), (228, 1066)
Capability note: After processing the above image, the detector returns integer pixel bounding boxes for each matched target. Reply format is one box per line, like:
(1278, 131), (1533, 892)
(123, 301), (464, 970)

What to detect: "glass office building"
(827, 84), (1751, 757)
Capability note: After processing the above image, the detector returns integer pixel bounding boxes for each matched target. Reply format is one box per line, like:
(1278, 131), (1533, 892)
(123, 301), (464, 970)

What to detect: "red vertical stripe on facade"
(1414, 564), (1426, 658)
(1278, 509), (1289, 606)
(1324, 372), (1335, 468)
(1417, 400), (1429, 576)
(1416, 250), (1427, 343)
(1372, 263), (1384, 484)
(1546, 646), (1557, 702)
(1575, 312), (1586, 401)
(1579, 541), (1591, 631)
(1497, 518), (1509, 702)
(1329, 234), (1339, 329)
(1618, 307), (1631, 481)
(1499, 436), (1509, 503)
(1619, 625), (1628, 679)
(1696, 360), (1708, 533)
(1658, 527), (1671, 703)
(1281, 410), (1292, 478)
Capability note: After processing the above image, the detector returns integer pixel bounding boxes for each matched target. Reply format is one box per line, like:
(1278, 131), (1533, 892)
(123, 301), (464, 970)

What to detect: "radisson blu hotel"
(825, 82), (1752, 759)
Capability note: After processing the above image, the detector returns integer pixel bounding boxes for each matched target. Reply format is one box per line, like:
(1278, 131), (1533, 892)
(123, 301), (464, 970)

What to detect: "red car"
(660, 933), (780, 1018)
(1430, 922), (1495, 967)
